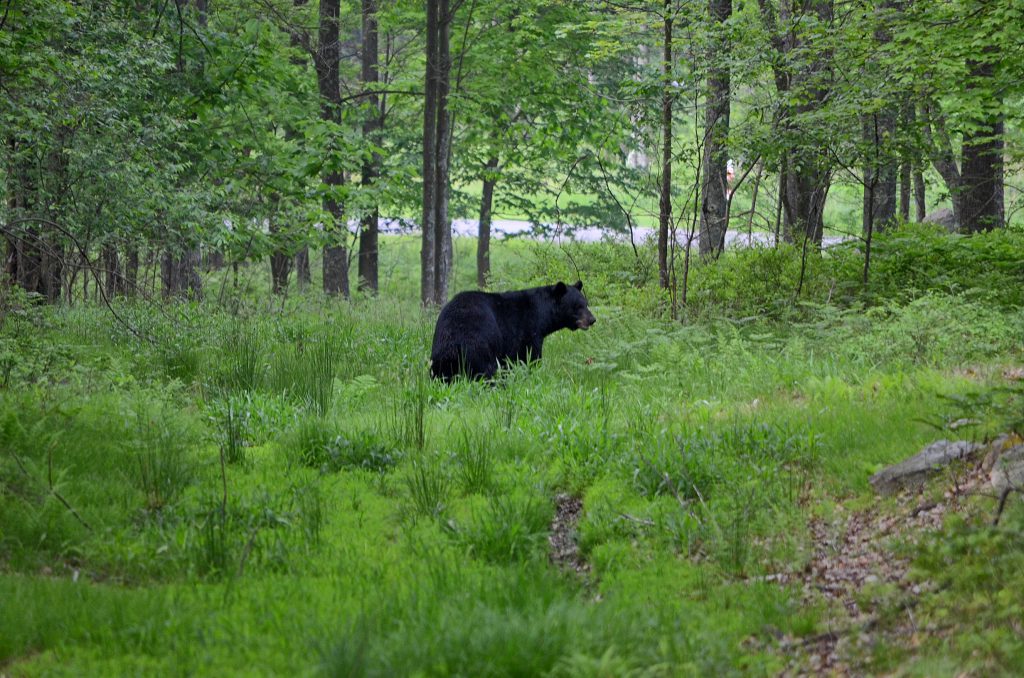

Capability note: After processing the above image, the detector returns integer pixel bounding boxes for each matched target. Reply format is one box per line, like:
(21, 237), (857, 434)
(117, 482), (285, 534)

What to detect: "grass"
(1, 229), (1022, 674)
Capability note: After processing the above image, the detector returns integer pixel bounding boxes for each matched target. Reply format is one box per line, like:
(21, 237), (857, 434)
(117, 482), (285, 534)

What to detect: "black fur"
(430, 281), (596, 382)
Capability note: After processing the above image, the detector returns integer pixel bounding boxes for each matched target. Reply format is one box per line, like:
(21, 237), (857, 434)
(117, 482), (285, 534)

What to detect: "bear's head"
(553, 281), (596, 331)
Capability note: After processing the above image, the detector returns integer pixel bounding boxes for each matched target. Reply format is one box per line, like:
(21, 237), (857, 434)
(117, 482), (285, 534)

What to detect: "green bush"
(861, 223), (1024, 306)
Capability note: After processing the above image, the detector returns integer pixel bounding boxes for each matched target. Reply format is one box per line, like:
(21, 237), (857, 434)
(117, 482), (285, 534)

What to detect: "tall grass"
(3, 234), (1023, 675)
(268, 334), (339, 415)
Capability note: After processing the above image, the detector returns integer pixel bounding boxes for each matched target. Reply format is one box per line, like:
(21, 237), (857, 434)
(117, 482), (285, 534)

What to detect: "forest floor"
(2, 236), (1023, 676)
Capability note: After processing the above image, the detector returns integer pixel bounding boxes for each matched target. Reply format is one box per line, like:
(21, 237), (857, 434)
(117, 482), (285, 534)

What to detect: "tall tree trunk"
(421, 0), (440, 306)
(477, 155), (499, 289)
(269, 204), (291, 295)
(921, 101), (963, 229)
(432, 0), (453, 305)
(899, 162), (911, 222)
(781, 159), (830, 245)
(103, 244), (122, 299)
(699, 0), (731, 258)
(960, 57), (1004, 233)
(179, 247), (202, 299)
(125, 245), (139, 297)
(295, 249), (311, 289)
(759, 0), (833, 247)
(358, 0), (381, 294)
(161, 247), (201, 300)
(283, 0), (310, 291)
(317, 0), (349, 297)
(161, 250), (177, 299)
(205, 250), (224, 271)
(914, 169), (926, 221)
(902, 98), (927, 222)
(862, 111), (897, 235)
(657, 0), (672, 287)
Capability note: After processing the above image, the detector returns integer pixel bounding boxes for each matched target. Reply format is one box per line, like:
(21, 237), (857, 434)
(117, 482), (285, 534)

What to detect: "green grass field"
(2, 228), (1023, 676)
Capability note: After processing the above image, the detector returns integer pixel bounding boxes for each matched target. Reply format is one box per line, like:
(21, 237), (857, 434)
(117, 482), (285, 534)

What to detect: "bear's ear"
(553, 281), (567, 297)
(574, 280), (583, 291)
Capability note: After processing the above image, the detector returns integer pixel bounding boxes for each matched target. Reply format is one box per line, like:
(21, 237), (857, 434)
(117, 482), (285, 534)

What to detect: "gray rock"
(990, 445), (1024, 494)
(922, 208), (958, 233)
(870, 440), (984, 495)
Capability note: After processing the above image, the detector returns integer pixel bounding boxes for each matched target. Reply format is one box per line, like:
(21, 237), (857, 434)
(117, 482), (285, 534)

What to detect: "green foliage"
(860, 224), (1024, 307)
(403, 458), (453, 521)
(908, 504), (1024, 674)
(130, 403), (197, 512)
(220, 323), (266, 393)
(268, 334), (340, 416)
(454, 427), (497, 495)
(284, 416), (401, 474)
(1, 231), (1022, 673)
(454, 491), (552, 564)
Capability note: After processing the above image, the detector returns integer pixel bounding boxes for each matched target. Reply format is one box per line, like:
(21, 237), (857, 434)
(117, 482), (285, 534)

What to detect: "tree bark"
(899, 162), (911, 222)
(161, 250), (177, 299)
(782, 159), (830, 245)
(699, 0), (731, 259)
(125, 245), (139, 297)
(759, 0), (833, 247)
(358, 0), (381, 294)
(421, 0), (439, 306)
(432, 0), (453, 305)
(921, 101), (963, 229)
(960, 57), (1004, 233)
(103, 244), (122, 299)
(477, 155), (499, 289)
(269, 206), (291, 295)
(913, 169), (926, 221)
(295, 248), (311, 289)
(862, 111), (897, 235)
(658, 0), (673, 286)
(317, 0), (350, 297)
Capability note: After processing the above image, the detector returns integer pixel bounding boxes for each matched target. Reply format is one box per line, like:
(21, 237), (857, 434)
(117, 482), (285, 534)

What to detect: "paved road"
(379, 217), (848, 248)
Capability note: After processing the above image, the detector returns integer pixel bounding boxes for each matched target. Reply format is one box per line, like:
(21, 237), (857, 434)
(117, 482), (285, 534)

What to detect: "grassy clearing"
(1, 226), (1023, 675)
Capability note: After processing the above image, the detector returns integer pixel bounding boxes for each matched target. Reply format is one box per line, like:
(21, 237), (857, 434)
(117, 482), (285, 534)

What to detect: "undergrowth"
(1, 232), (1021, 674)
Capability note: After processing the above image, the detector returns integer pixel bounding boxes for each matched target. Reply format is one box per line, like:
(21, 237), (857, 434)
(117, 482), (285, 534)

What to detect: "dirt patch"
(549, 493), (589, 575)
(773, 462), (991, 675)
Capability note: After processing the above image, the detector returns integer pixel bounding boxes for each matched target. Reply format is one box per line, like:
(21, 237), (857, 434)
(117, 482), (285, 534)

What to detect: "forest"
(1, 0), (1023, 675)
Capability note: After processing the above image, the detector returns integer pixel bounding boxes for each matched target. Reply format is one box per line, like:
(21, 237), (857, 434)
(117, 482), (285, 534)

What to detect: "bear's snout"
(577, 312), (596, 330)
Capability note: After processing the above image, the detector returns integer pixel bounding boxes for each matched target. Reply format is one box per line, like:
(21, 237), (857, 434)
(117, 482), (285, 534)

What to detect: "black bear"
(430, 281), (596, 382)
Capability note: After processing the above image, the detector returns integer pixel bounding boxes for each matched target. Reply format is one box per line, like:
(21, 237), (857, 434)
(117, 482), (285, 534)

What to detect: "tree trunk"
(421, 0), (439, 306)
(657, 0), (672, 287)
(205, 250), (224, 271)
(782, 156), (830, 246)
(283, 0), (309, 292)
(295, 248), (311, 289)
(862, 111), (897, 235)
(317, 0), (350, 297)
(759, 0), (833, 248)
(432, 0), (453, 305)
(477, 156), (499, 289)
(162, 247), (201, 300)
(125, 245), (139, 297)
(180, 247), (202, 299)
(161, 250), (177, 299)
(921, 101), (963, 229)
(899, 162), (911, 222)
(699, 0), (731, 259)
(358, 0), (381, 294)
(914, 169), (926, 221)
(103, 244), (122, 299)
(960, 57), (1004, 233)
(269, 207), (291, 295)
